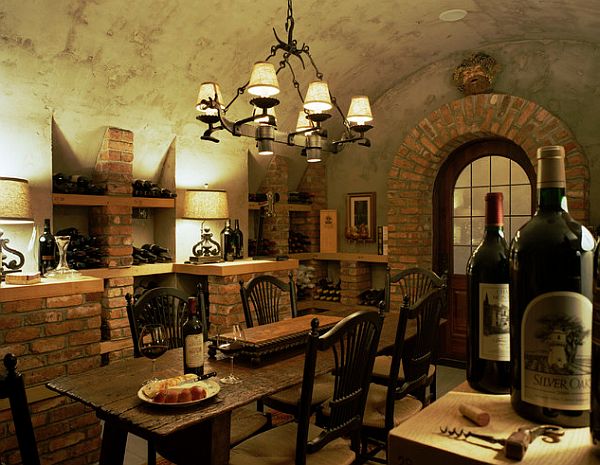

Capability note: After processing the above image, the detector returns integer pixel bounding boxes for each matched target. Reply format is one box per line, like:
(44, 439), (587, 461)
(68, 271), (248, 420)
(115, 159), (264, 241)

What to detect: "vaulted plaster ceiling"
(1, 0), (600, 186)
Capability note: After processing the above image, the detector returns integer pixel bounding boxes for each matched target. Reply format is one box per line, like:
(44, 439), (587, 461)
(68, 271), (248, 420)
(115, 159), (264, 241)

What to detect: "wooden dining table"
(46, 310), (408, 465)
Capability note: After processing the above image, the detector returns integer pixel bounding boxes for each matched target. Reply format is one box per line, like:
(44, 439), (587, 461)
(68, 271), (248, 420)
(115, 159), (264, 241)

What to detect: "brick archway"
(387, 93), (590, 272)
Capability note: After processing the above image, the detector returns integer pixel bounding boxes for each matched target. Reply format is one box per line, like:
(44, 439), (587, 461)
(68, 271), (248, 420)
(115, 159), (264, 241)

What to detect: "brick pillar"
(208, 270), (292, 327)
(259, 155), (289, 255)
(339, 261), (371, 305)
(91, 127), (135, 361)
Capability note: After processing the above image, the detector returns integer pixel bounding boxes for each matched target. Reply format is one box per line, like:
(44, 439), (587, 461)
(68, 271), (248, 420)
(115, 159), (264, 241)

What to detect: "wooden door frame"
(432, 137), (536, 363)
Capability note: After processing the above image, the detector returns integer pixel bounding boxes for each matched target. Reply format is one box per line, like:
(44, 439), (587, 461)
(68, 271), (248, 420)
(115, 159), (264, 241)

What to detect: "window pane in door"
(454, 245), (472, 274)
(456, 165), (471, 188)
(511, 185), (531, 215)
(511, 160), (529, 184)
(491, 157), (510, 185)
(472, 158), (490, 187)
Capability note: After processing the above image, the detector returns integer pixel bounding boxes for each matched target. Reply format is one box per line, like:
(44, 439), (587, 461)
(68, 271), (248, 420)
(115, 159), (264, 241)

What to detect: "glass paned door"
(452, 157), (531, 274)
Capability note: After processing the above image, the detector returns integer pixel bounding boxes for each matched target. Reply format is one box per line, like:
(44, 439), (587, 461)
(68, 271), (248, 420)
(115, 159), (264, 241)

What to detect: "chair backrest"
(239, 272), (298, 328)
(296, 309), (384, 465)
(126, 287), (192, 357)
(0, 353), (41, 465)
(383, 266), (446, 312)
(383, 287), (445, 431)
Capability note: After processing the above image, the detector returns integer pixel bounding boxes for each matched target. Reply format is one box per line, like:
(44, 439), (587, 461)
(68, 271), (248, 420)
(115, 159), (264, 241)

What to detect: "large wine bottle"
(509, 145), (595, 427)
(591, 233), (600, 442)
(38, 218), (57, 276)
(466, 192), (511, 394)
(182, 297), (204, 376)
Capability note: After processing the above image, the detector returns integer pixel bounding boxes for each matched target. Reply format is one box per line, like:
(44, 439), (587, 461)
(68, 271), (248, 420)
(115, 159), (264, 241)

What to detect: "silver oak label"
(479, 283), (510, 361)
(521, 291), (592, 410)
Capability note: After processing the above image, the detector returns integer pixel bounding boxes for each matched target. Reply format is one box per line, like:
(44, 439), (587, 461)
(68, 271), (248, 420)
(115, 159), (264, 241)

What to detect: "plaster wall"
(327, 40), (600, 253)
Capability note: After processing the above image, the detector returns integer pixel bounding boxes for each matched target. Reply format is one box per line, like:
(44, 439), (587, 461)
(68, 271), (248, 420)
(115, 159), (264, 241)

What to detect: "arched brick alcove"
(387, 93), (590, 273)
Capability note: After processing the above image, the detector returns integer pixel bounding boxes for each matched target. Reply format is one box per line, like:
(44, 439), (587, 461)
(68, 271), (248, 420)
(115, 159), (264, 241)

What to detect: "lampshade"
(346, 96), (373, 125)
(183, 189), (229, 220)
(196, 82), (223, 114)
(303, 81), (332, 112)
(295, 111), (314, 132)
(247, 62), (280, 97)
(0, 177), (33, 224)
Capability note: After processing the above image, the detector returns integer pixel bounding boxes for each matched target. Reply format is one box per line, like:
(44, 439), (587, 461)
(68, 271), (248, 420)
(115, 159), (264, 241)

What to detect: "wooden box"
(320, 209), (337, 253)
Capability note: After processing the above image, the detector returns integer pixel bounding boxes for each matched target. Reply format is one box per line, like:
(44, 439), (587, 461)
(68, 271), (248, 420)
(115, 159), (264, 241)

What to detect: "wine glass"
(218, 323), (245, 385)
(138, 324), (168, 379)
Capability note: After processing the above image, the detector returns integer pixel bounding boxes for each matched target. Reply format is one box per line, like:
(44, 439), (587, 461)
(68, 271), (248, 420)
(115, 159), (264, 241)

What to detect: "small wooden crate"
(319, 209), (337, 253)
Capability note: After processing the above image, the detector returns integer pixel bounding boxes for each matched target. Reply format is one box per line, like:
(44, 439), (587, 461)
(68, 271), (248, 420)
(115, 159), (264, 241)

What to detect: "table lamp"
(183, 188), (229, 264)
(0, 177), (34, 280)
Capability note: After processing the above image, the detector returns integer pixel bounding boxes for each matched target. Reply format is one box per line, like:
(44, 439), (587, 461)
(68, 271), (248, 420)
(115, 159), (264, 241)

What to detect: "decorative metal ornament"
(453, 52), (500, 95)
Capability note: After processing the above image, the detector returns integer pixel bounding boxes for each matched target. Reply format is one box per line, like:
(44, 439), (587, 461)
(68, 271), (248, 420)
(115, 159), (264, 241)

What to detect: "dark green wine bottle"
(467, 192), (511, 394)
(509, 145), (595, 427)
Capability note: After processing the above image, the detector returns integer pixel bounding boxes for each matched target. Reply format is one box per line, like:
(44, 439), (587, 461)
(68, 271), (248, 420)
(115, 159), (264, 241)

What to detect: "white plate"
(137, 378), (221, 407)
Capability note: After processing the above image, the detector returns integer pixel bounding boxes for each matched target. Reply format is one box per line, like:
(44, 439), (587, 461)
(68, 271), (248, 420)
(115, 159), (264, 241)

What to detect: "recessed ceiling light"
(439, 9), (468, 22)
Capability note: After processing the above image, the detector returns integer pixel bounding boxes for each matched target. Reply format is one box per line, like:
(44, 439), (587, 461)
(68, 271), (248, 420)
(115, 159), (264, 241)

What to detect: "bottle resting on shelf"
(591, 231), (600, 443)
(509, 145), (595, 427)
(38, 218), (57, 276)
(466, 192), (511, 394)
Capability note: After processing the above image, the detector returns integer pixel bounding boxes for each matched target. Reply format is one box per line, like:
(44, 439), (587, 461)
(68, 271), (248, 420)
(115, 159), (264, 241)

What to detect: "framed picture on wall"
(346, 192), (376, 242)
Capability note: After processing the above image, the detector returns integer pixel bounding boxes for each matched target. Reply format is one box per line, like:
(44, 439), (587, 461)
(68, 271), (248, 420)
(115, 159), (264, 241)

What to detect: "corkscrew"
(439, 425), (564, 460)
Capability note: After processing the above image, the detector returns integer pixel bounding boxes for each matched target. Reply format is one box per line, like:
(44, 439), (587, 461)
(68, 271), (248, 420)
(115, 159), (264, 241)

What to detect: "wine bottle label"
(521, 291), (592, 410)
(478, 283), (510, 361)
(184, 334), (204, 367)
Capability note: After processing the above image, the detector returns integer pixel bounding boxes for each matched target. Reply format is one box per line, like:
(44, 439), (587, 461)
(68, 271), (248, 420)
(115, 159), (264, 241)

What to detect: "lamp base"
(186, 256), (223, 265)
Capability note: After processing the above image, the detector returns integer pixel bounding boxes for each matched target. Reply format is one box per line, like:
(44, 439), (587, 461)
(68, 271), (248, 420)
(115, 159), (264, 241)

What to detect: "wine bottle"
(38, 219), (57, 276)
(509, 145), (595, 427)
(220, 219), (235, 262)
(233, 219), (244, 259)
(466, 192), (511, 394)
(591, 233), (600, 443)
(182, 297), (204, 376)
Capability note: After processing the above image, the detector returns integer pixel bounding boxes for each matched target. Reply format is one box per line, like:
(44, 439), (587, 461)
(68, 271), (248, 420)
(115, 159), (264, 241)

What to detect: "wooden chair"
(239, 272), (298, 328)
(0, 353), (41, 465)
(376, 267), (446, 402)
(361, 288), (446, 463)
(229, 309), (384, 465)
(125, 284), (269, 462)
(239, 273), (332, 417)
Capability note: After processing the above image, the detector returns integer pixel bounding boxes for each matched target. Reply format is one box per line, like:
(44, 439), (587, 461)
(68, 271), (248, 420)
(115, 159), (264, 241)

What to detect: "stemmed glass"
(218, 323), (245, 385)
(138, 324), (168, 379)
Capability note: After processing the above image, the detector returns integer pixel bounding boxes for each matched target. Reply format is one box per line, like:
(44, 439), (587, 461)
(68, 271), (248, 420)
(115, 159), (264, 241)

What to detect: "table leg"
(99, 421), (128, 465)
(156, 412), (231, 465)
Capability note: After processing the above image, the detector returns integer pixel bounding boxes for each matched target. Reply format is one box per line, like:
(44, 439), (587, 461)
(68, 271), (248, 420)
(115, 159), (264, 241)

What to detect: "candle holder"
(45, 236), (80, 280)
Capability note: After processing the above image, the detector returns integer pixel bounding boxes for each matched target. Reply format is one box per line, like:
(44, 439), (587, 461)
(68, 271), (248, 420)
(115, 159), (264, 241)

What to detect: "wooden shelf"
(53, 193), (174, 208)
(80, 263), (174, 279)
(0, 276), (104, 303)
(248, 202), (312, 212)
(173, 258), (299, 276)
(290, 252), (388, 263)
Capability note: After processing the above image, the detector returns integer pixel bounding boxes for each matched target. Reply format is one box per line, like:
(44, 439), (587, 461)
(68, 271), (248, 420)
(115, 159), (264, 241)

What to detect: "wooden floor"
(121, 365), (466, 465)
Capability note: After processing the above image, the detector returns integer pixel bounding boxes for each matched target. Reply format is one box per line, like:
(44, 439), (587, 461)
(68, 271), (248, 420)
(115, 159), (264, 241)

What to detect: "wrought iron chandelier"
(194, 0), (374, 163)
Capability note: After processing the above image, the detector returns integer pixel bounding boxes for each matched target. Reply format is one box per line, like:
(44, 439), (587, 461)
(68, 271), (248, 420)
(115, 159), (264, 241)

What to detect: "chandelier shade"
(303, 81), (333, 113)
(295, 111), (314, 132)
(347, 96), (374, 125)
(247, 62), (280, 98)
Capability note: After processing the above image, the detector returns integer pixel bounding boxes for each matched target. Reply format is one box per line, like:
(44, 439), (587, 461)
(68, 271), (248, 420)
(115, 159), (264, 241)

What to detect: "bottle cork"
(459, 404), (490, 426)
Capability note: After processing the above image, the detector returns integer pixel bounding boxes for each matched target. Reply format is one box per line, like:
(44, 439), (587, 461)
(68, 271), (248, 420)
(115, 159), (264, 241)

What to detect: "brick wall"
(339, 261), (371, 306)
(0, 292), (103, 465)
(387, 93), (590, 281)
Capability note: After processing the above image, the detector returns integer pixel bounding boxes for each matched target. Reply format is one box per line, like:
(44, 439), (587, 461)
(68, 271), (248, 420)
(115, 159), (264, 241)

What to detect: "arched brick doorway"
(386, 93), (590, 307)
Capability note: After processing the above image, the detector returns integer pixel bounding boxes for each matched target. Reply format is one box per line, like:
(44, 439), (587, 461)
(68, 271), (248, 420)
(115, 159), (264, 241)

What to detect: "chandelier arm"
(281, 58), (304, 102)
(224, 82), (250, 112)
(302, 47), (324, 80)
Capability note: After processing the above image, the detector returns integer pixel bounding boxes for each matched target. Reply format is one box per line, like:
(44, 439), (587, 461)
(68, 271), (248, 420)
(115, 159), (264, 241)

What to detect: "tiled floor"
(122, 364), (466, 465)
